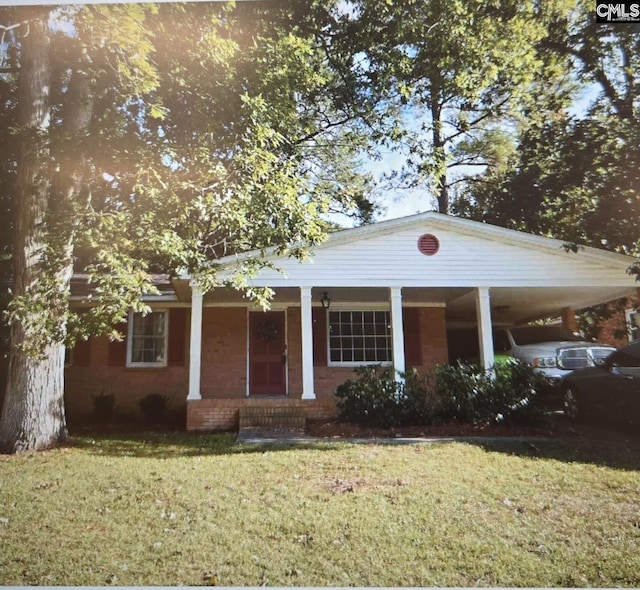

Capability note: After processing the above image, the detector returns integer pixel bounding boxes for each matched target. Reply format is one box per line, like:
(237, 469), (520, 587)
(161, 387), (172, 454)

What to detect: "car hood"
(513, 341), (594, 360)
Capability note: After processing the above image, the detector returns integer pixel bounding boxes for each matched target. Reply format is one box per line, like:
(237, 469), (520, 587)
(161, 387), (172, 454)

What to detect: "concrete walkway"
(235, 428), (547, 446)
(236, 428), (315, 444)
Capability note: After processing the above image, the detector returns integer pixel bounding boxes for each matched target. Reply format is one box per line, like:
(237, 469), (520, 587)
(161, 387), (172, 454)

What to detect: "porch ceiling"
(185, 283), (636, 327)
(310, 286), (466, 304)
(445, 285), (637, 327)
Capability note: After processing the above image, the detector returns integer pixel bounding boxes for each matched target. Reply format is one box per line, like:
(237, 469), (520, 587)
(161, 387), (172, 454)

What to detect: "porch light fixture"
(320, 292), (331, 309)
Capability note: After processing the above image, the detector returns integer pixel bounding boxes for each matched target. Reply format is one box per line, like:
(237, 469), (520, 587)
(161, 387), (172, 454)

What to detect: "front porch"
(181, 284), (611, 432)
(186, 397), (338, 432)
(181, 213), (639, 431)
(183, 286), (451, 431)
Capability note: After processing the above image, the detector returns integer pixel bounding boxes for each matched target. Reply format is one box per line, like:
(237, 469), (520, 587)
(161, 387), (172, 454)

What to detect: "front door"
(249, 311), (286, 395)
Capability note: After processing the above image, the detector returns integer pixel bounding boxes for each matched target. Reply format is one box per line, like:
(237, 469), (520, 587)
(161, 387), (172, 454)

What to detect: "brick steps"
(187, 398), (339, 432)
(239, 401), (306, 431)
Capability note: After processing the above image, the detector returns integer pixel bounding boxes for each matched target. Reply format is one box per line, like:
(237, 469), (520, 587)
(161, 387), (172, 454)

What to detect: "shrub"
(92, 392), (117, 422)
(335, 366), (440, 428)
(434, 359), (544, 425)
(335, 360), (545, 428)
(401, 368), (442, 425)
(139, 394), (169, 424)
(335, 366), (403, 428)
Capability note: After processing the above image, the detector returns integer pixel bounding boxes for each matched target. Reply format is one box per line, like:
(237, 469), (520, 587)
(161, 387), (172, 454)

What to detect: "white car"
(493, 326), (616, 386)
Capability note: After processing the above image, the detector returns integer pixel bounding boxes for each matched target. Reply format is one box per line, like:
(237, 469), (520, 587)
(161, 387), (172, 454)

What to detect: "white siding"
(221, 224), (634, 289)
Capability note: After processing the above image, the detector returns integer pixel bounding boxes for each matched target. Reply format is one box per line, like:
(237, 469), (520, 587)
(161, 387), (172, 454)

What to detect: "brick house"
(590, 297), (640, 347)
(64, 212), (639, 430)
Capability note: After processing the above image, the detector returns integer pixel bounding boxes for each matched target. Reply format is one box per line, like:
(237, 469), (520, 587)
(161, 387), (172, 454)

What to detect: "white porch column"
(389, 287), (406, 380)
(300, 287), (316, 400)
(475, 287), (495, 372)
(187, 286), (204, 401)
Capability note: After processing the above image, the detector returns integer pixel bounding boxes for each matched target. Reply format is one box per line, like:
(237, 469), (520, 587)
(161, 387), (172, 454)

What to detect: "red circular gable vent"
(417, 233), (440, 256)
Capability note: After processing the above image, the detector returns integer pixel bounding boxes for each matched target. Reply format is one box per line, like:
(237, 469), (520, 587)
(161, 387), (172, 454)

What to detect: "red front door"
(249, 311), (286, 395)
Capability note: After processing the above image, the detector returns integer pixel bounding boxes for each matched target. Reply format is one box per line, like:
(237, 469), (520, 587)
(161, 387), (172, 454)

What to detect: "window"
(328, 310), (392, 365)
(626, 309), (640, 342)
(127, 311), (168, 367)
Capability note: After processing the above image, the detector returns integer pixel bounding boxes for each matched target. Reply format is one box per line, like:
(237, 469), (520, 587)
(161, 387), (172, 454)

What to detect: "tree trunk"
(0, 9), (68, 453)
(430, 98), (449, 214)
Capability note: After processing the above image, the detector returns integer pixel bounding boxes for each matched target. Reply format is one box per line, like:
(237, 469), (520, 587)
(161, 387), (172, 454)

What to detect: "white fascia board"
(242, 277), (638, 289)
(69, 293), (179, 303)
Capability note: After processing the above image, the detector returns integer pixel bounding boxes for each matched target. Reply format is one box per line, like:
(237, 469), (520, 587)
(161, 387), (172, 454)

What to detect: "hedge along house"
(64, 212), (640, 430)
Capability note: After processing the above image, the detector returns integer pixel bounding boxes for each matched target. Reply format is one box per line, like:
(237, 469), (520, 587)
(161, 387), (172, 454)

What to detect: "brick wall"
(594, 297), (637, 347)
(187, 399), (242, 431)
(66, 303), (449, 427)
(200, 307), (247, 398)
(287, 307), (303, 396)
(64, 335), (188, 421)
(413, 306), (449, 370)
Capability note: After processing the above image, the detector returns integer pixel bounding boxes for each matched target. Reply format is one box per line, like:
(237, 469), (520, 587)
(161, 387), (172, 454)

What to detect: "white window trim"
(126, 310), (169, 368)
(326, 307), (394, 368)
(626, 308), (640, 342)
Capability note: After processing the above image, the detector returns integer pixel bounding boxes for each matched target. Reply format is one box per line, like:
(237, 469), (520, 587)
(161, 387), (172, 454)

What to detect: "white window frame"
(626, 308), (640, 342)
(327, 306), (393, 367)
(127, 310), (169, 368)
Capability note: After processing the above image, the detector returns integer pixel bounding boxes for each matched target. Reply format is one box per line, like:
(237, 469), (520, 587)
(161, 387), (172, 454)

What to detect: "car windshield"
(510, 326), (583, 346)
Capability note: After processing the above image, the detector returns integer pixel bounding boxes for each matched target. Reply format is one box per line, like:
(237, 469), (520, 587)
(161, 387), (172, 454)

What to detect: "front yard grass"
(1, 431), (640, 586)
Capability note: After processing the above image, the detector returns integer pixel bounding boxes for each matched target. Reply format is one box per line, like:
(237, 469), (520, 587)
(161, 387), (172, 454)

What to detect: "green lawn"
(1, 432), (640, 586)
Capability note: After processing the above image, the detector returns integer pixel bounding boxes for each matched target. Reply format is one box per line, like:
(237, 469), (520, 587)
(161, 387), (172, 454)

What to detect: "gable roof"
(211, 211), (637, 291)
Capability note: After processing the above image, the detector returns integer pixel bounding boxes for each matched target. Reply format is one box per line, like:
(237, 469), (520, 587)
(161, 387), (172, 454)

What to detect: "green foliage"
(336, 360), (544, 428)
(343, 0), (570, 212)
(139, 393), (169, 424)
(335, 365), (405, 428)
(91, 392), (117, 423)
(0, 2), (376, 356)
(455, 0), (640, 269)
(434, 359), (545, 425)
(336, 365), (443, 428)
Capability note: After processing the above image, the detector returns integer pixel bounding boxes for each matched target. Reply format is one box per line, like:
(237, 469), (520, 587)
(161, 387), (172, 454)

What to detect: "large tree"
(341, 0), (569, 213)
(0, 2), (372, 453)
(453, 0), (640, 337)
(455, 0), (640, 258)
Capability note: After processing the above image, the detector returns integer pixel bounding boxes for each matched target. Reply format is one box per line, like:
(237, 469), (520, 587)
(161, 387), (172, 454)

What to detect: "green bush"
(335, 366), (403, 428)
(335, 366), (439, 428)
(92, 392), (117, 422)
(139, 394), (169, 424)
(335, 360), (544, 428)
(434, 359), (544, 424)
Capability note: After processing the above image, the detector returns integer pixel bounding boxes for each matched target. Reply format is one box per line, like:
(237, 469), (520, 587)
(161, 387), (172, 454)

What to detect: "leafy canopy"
(0, 2), (374, 349)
